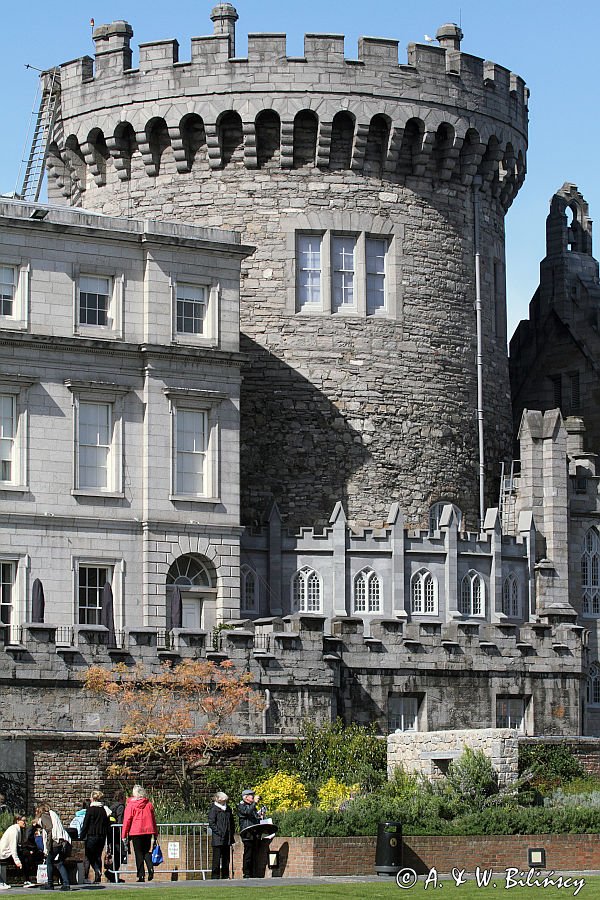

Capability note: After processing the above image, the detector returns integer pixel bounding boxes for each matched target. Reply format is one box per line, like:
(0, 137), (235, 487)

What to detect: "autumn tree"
(84, 658), (257, 804)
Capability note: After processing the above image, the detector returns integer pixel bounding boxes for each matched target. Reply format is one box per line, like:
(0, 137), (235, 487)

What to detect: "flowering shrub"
(254, 772), (310, 811)
(317, 777), (360, 810)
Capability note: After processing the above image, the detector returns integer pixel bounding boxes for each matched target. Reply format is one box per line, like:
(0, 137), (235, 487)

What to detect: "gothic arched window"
(292, 567), (322, 613)
(582, 528), (600, 616)
(502, 573), (520, 618)
(588, 665), (600, 706)
(353, 568), (382, 614)
(459, 570), (484, 617)
(241, 565), (258, 612)
(410, 569), (438, 615)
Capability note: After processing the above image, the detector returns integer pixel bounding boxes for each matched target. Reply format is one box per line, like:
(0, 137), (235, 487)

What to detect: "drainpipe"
(262, 688), (272, 734)
(473, 176), (485, 527)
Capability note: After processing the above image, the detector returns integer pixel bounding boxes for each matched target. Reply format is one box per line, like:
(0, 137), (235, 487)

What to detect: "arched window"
(292, 567), (322, 613)
(353, 568), (381, 614)
(582, 527), (600, 616)
(241, 565), (258, 612)
(166, 554), (213, 589)
(429, 501), (462, 534)
(502, 573), (520, 618)
(410, 569), (438, 615)
(588, 664), (600, 706)
(459, 570), (484, 617)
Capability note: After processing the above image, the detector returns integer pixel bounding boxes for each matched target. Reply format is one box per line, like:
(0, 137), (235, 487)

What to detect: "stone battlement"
(50, 9), (527, 210)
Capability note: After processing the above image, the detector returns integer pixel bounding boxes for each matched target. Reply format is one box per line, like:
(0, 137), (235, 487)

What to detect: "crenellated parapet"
(48, 14), (527, 210)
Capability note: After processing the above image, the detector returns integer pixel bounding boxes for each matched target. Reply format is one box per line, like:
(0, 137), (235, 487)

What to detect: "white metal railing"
(109, 823), (212, 881)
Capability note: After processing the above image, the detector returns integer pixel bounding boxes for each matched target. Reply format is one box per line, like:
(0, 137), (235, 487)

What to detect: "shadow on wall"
(240, 335), (369, 528)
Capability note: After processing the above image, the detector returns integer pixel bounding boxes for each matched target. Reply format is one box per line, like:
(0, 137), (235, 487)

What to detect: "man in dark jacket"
(236, 789), (261, 879)
(207, 792), (235, 880)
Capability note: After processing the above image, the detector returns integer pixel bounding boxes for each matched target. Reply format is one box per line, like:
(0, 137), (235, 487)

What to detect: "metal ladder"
(17, 68), (61, 202)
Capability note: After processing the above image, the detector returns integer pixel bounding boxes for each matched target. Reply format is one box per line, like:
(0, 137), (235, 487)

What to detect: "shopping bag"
(36, 863), (48, 885)
(151, 843), (164, 866)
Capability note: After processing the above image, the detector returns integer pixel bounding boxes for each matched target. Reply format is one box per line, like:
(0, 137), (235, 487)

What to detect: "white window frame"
(0, 258), (29, 330)
(0, 553), (28, 643)
(164, 387), (225, 503)
(410, 568), (438, 616)
(353, 567), (382, 614)
(295, 231), (390, 316)
(73, 268), (124, 338)
(502, 573), (520, 618)
(388, 695), (419, 733)
(72, 556), (124, 632)
(0, 374), (35, 491)
(171, 276), (219, 347)
(65, 380), (128, 498)
(292, 566), (322, 613)
(241, 565), (258, 613)
(582, 527), (600, 617)
(459, 570), (485, 617)
(496, 696), (526, 732)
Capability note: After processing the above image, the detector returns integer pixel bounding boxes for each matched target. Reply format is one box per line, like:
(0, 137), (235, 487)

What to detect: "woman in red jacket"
(121, 786), (158, 883)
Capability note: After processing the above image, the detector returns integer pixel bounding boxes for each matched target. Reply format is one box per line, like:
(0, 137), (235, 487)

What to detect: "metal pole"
(473, 177), (485, 527)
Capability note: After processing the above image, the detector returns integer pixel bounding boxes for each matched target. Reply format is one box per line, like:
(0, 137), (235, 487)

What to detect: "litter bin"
(374, 821), (403, 876)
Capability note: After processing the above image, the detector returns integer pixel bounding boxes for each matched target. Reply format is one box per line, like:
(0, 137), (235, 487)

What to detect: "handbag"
(151, 843), (164, 866)
(36, 863), (48, 885)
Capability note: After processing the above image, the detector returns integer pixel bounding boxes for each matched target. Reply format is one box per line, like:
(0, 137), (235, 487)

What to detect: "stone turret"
(46, 9), (528, 528)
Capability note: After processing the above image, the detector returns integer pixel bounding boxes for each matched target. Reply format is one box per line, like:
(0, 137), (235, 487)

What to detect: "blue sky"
(1, 0), (598, 339)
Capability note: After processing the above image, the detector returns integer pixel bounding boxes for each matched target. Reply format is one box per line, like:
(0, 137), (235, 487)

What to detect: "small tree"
(84, 658), (257, 804)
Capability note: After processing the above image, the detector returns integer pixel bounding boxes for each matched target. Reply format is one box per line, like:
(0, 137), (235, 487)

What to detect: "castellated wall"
(47, 12), (528, 528)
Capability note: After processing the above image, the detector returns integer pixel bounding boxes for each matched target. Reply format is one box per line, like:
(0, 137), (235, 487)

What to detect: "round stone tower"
(47, 9), (528, 528)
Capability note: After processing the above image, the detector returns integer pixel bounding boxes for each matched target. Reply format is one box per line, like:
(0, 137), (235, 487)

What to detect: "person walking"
(80, 791), (109, 884)
(208, 792), (235, 880)
(35, 804), (72, 892)
(105, 790), (126, 883)
(237, 789), (261, 879)
(121, 786), (158, 883)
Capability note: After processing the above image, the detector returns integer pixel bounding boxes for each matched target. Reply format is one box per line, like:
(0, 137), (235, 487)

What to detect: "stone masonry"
(45, 7), (528, 528)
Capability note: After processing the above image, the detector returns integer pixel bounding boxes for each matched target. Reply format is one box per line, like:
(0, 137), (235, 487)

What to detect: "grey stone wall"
(387, 728), (519, 788)
(47, 9), (528, 529)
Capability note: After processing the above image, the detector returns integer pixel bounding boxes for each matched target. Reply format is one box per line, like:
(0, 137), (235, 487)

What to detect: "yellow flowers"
(317, 777), (360, 811)
(253, 772), (311, 811)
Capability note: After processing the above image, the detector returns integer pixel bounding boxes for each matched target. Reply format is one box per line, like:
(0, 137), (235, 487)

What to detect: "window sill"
(171, 336), (218, 349)
(0, 319), (28, 331)
(72, 489), (125, 499)
(74, 327), (123, 340)
(0, 483), (29, 492)
(169, 494), (221, 504)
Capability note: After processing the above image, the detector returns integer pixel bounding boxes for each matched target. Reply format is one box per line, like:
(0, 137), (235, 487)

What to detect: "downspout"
(473, 176), (485, 527)
(262, 688), (272, 734)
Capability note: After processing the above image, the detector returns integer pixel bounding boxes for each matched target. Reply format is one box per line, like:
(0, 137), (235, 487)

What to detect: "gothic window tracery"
(292, 566), (322, 613)
(582, 527), (600, 616)
(353, 568), (381, 614)
(459, 570), (485, 617)
(502, 573), (520, 618)
(410, 569), (438, 615)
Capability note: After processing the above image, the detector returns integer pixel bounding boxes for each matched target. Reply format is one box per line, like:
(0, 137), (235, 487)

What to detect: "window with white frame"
(78, 401), (112, 491)
(496, 696), (526, 732)
(241, 565), (258, 612)
(176, 283), (208, 335)
(297, 234), (322, 309)
(176, 408), (208, 496)
(411, 569), (438, 615)
(582, 527), (600, 616)
(388, 695), (419, 733)
(292, 566), (322, 613)
(0, 394), (15, 483)
(502, 573), (520, 618)
(79, 275), (111, 327)
(296, 232), (389, 315)
(0, 261), (28, 328)
(459, 570), (485, 616)
(0, 265), (15, 317)
(0, 561), (14, 626)
(353, 568), (381, 614)
(67, 380), (127, 496)
(588, 665), (600, 706)
(78, 564), (111, 625)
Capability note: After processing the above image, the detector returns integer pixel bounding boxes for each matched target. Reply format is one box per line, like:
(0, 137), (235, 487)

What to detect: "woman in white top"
(0, 813), (27, 889)
(34, 804), (72, 892)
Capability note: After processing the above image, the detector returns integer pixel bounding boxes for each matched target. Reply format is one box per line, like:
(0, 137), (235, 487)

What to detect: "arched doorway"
(166, 554), (217, 631)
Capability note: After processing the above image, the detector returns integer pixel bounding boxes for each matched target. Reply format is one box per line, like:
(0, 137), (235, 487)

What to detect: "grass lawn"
(78, 874), (598, 898)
